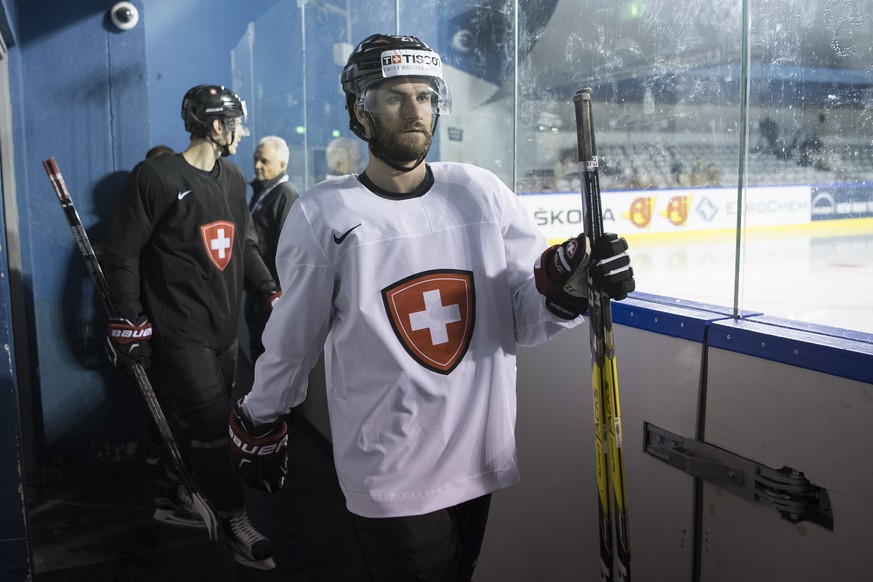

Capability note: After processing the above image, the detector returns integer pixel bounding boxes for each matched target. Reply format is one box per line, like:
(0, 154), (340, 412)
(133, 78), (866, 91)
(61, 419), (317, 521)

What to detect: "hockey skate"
(220, 511), (276, 570)
(153, 479), (206, 529)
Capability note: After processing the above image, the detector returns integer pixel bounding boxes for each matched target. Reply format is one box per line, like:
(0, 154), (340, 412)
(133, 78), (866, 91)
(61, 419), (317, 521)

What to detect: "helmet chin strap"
(207, 121), (235, 158)
(209, 132), (234, 158)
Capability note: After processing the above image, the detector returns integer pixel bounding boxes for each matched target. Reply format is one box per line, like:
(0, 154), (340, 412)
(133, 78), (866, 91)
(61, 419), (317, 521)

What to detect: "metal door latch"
(644, 422), (833, 531)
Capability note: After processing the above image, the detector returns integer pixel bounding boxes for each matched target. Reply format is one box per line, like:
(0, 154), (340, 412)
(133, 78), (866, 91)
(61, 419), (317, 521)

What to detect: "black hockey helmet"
(341, 34), (451, 142)
(181, 85), (247, 138)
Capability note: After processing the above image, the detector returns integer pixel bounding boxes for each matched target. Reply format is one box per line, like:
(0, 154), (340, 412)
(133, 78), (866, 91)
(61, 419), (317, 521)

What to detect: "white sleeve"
(242, 203), (333, 424)
(498, 183), (582, 346)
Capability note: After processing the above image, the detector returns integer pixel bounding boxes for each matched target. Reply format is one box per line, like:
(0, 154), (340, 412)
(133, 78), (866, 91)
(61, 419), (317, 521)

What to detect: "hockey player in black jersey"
(102, 85), (281, 570)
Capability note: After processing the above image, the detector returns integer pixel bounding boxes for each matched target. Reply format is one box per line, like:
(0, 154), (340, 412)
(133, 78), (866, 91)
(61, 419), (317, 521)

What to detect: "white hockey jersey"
(244, 162), (580, 518)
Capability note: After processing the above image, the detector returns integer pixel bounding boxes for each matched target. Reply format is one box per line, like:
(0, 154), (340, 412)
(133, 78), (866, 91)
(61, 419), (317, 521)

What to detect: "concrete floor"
(26, 415), (368, 582)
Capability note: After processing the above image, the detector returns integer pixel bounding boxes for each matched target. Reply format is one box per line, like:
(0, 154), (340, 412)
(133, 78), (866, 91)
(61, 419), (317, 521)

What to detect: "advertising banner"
(810, 184), (873, 220)
(520, 186), (812, 242)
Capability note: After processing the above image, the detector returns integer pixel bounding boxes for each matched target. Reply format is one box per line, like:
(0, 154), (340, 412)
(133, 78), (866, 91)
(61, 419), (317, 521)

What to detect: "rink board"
(518, 186), (873, 245)
(600, 297), (873, 582)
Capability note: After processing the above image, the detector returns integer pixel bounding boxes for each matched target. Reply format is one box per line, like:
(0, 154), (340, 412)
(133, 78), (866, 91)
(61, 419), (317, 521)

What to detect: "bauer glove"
(534, 235), (592, 319)
(534, 232), (635, 319)
(105, 316), (152, 374)
(229, 402), (288, 494)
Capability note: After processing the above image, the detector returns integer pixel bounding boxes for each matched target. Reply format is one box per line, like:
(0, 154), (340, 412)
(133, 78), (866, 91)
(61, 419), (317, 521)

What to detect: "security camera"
(110, 2), (139, 31)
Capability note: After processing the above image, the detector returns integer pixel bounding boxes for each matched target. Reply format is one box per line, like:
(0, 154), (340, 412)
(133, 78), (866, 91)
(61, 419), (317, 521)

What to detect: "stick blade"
(191, 493), (220, 541)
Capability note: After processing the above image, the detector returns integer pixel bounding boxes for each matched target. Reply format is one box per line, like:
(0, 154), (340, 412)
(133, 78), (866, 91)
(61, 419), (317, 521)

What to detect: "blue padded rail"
(612, 292), (873, 385)
(612, 292), (741, 342)
(709, 317), (873, 385)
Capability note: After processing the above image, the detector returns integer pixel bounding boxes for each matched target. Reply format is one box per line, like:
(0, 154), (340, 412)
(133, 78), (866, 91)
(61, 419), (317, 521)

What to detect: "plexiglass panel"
(228, 0), (873, 334)
(743, 0), (873, 332)
(512, 1), (744, 313)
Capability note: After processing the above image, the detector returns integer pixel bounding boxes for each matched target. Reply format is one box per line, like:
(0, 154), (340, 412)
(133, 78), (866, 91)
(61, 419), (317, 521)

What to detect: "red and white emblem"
(382, 270), (475, 375)
(201, 220), (235, 271)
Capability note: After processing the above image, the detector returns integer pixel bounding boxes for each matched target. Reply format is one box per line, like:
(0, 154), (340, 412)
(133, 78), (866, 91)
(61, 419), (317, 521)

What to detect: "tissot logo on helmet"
(382, 270), (475, 375)
(381, 52), (441, 68)
(380, 49), (442, 79)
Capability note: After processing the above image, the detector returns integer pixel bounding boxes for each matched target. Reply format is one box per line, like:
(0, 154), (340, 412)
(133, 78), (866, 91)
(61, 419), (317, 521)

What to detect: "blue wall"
(0, 144), (28, 582)
(4, 3), (305, 576)
(15, 0), (292, 461)
(144, 0), (280, 153)
(18, 0), (151, 455)
(1, 0), (29, 579)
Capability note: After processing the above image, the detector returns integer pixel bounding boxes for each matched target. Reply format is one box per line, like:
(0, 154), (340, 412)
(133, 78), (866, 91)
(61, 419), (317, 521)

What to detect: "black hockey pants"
(151, 338), (245, 514)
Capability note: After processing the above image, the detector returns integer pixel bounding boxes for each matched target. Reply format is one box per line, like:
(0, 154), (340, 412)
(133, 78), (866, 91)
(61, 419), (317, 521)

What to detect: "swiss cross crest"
(200, 220), (235, 271)
(382, 270), (475, 375)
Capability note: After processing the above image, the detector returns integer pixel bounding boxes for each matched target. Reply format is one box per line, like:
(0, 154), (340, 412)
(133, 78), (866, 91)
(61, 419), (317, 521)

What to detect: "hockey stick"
(42, 157), (219, 541)
(573, 89), (631, 581)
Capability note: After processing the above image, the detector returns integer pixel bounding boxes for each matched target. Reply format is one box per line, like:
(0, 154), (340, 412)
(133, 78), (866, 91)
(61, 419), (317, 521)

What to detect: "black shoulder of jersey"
(217, 157), (246, 179)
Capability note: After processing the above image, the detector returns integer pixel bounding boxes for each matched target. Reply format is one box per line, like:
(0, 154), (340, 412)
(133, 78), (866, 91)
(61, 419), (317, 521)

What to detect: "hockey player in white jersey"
(228, 33), (634, 581)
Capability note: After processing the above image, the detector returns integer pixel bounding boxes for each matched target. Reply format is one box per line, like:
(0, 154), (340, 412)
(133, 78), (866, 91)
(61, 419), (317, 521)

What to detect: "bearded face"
(358, 78), (438, 165)
(371, 115), (433, 163)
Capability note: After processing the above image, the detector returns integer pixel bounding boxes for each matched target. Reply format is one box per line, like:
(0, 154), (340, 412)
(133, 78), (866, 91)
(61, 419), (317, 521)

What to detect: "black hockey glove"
(534, 235), (592, 319)
(590, 233), (635, 300)
(229, 402), (288, 495)
(105, 316), (152, 374)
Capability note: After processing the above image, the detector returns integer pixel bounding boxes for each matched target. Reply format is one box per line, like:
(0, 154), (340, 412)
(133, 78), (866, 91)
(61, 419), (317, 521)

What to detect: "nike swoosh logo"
(333, 223), (361, 244)
(177, 190), (192, 200)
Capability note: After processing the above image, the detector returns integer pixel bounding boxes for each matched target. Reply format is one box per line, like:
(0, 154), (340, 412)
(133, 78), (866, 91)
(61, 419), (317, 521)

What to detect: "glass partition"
(226, 0), (873, 334)
(743, 0), (873, 331)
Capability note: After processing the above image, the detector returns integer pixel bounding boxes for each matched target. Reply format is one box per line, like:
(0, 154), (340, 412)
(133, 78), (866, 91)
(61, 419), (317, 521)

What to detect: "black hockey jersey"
(103, 153), (274, 347)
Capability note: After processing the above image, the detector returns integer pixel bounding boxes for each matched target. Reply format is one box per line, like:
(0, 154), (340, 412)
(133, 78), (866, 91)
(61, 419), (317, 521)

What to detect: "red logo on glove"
(565, 239), (579, 259)
(201, 221), (235, 271)
(382, 270), (475, 375)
